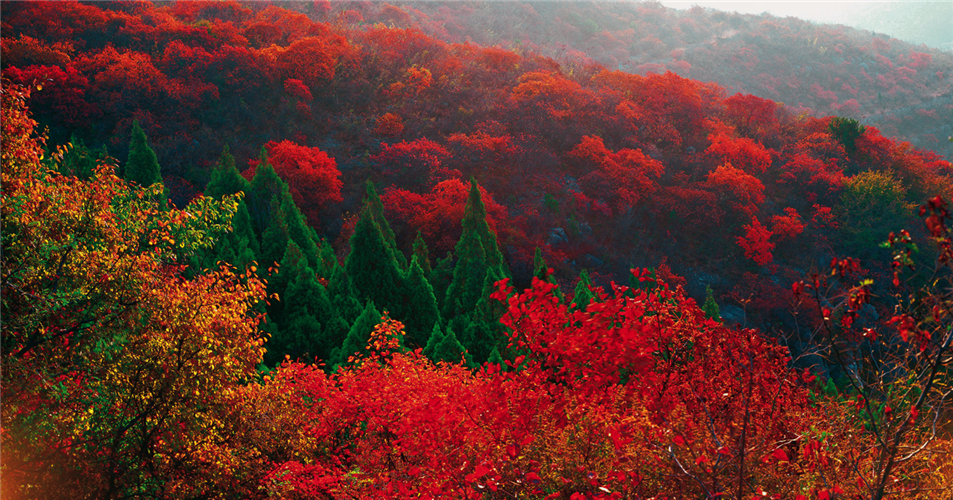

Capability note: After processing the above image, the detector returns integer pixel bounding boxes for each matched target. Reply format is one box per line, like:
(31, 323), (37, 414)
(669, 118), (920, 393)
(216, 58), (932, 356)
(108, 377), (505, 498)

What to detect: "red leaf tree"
(248, 140), (342, 226)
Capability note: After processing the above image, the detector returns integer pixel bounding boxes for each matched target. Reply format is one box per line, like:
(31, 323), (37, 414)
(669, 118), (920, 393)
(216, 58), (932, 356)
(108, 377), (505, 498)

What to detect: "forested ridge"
(2, 1), (952, 498)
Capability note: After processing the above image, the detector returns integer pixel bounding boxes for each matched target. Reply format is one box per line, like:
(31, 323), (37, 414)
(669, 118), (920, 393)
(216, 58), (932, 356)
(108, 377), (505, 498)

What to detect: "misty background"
(661, 0), (953, 50)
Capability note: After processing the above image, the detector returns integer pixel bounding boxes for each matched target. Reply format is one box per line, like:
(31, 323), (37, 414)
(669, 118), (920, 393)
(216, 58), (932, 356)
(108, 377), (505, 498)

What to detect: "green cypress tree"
(433, 325), (473, 367)
(463, 179), (506, 269)
(400, 255), (441, 349)
(60, 135), (107, 180)
(191, 146), (260, 273)
(345, 206), (405, 318)
(531, 247), (561, 298)
(365, 181), (407, 269)
(247, 149), (319, 269)
(487, 346), (504, 369)
(412, 230), (432, 277)
(572, 269), (596, 311)
(205, 144), (251, 199)
(284, 264), (338, 364)
(125, 120), (162, 186)
(422, 322), (445, 360)
(328, 261), (363, 326)
(702, 285), (721, 322)
(333, 301), (381, 367)
(431, 252), (455, 309)
(315, 238), (338, 282)
(441, 179), (510, 363)
(125, 120), (166, 206)
(268, 239), (308, 330)
(248, 148), (283, 238)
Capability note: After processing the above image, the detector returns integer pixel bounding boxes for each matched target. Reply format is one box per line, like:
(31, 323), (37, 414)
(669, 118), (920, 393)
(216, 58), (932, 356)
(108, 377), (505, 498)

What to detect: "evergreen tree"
(431, 252), (455, 309)
(283, 263), (339, 364)
(365, 181), (407, 269)
(205, 144), (251, 199)
(247, 148), (283, 238)
(333, 301), (381, 367)
(328, 262), (363, 326)
(345, 206), (405, 319)
(191, 146), (259, 273)
(572, 269), (596, 311)
(433, 325), (473, 367)
(247, 149), (319, 269)
(702, 285), (721, 322)
(60, 135), (107, 180)
(441, 180), (510, 363)
(315, 238), (338, 281)
(422, 322), (445, 360)
(400, 255), (441, 348)
(412, 231), (432, 277)
(487, 346), (504, 369)
(125, 120), (166, 206)
(531, 247), (561, 299)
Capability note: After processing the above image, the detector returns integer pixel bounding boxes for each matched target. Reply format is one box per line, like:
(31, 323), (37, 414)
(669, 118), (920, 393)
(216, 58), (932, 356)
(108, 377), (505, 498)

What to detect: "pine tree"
(572, 269), (596, 311)
(284, 263), (338, 364)
(125, 120), (162, 186)
(441, 180), (510, 363)
(412, 231), (432, 277)
(702, 285), (721, 322)
(333, 301), (381, 367)
(487, 346), (504, 369)
(531, 247), (561, 298)
(192, 146), (260, 273)
(400, 255), (441, 349)
(60, 135), (107, 180)
(422, 322), (445, 360)
(431, 252), (455, 309)
(328, 262), (363, 326)
(247, 149), (319, 269)
(345, 206), (405, 319)
(248, 148), (283, 238)
(433, 325), (473, 367)
(125, 120), (166, 206)
(365, 180), (407, 269)
(205, 144), (251, 199)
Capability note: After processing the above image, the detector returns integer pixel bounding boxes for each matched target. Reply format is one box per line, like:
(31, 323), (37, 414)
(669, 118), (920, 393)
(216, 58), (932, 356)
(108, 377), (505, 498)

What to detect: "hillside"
(2, 2), (953, 497)
(315, 1), (953, 161)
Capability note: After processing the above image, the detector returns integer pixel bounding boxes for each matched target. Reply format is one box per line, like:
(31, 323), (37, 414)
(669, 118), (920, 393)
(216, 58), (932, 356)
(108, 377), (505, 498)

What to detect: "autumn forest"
(2, 1), (952, 498)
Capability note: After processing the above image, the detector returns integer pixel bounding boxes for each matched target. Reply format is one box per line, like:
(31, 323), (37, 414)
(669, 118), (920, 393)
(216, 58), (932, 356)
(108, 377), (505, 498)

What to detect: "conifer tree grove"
(432, 326), (473, 367)
(442, 179), (509, 362)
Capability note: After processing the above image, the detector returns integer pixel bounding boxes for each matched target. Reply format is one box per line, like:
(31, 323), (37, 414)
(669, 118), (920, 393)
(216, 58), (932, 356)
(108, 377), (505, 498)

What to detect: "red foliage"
(706, 132), (774, 174)
(371, 139), (455, 189)
(3, 64), (98, 128)
(737, 216), (775, 266)
(283, 78), (313, 101)
(706, 163), (765, 219)
(723, 93), (779, 140)
(381, 179), (507, 256)
(249, 140), (343, 226)
(568, 135), (664, 215)
(771, 207), (806, 240)
(373, 113), (404, 137)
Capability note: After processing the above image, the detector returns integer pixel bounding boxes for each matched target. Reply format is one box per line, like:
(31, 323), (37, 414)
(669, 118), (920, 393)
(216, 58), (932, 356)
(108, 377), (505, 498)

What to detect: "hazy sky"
(658, 1), (953, 50)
